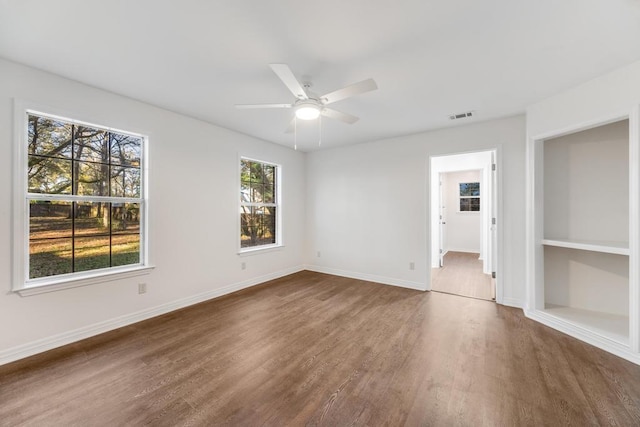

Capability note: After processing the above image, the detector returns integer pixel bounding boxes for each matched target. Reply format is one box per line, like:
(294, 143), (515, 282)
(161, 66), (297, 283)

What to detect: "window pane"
(241, 182), (250, 203)
(241, 206), (261, 248)
(28, 115), (72, 158)
(28, 156), (72, 194)
(250, 161), (262, 183)
(74, 160), (109, 196)
(459, 182), (480, 197)
(264, 164), (274, 185)
(29, 201), (73, 279)
(460, 197), (480, 212)
(74, 236), (111, 272)
(110, 134), (141, 166)
(262, 185), (275, 203)
(74, 202), (110, 237)
(240, 206), (254, 247)
(30, 201), (73, 239)
(29, 238), (72, 279)
(74, 125), (109, 163)
(112, 234), (140, 267)
(241, 160), (251, 183)
(251, 184), (264, 203)
(110, 166), (140, 197)
(112, 203), (140, 234)
(262, 207), (276, 244)
(241, 206), (276, 248)
(263, 165), (275, 203)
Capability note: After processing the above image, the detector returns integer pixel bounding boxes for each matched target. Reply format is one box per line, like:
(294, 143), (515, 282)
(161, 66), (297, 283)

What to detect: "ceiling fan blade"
(269, 64), (308, 100)
(321, 108), (359, 124)
(321, 78), (378, 105)
(235, 103), (292, 109)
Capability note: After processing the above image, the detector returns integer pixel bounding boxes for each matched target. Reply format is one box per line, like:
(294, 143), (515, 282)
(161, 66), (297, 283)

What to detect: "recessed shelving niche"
(528, 114), (640, 364)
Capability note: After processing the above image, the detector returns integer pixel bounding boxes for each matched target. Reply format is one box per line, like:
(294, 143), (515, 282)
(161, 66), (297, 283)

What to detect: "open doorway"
(430, 150), (498, 301)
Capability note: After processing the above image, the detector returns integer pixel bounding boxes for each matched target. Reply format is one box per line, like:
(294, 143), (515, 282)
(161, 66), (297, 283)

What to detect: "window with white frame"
(16, 110), (148, 290)
(459, 182), (480, 211)
(240, 158), (280, 250)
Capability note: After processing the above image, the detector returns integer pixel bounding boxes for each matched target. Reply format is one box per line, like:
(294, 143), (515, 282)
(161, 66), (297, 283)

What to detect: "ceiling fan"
(236, 64), (377, 131)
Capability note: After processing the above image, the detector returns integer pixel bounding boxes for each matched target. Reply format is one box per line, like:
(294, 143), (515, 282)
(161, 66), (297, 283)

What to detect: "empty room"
(2, 1), (640, 425)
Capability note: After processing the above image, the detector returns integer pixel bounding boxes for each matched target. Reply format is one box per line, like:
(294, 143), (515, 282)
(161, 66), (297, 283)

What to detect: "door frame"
(428, 148), (504, 304)
(438, 172), (446, 267)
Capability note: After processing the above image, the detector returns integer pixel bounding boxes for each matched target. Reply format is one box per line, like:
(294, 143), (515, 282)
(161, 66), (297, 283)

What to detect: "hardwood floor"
(2, 271), (640, 426)
(431, 251), (494, 300)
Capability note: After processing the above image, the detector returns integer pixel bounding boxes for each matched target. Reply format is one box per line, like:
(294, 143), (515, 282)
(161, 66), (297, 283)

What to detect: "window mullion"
(241, 202), (277, 208)
(71, 201), (76, 273)
(27, 193), (142, 204)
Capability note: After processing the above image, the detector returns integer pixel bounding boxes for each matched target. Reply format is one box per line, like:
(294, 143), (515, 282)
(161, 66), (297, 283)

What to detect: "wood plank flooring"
(431, 251), (494, 300)
(2, 271), (640, 426)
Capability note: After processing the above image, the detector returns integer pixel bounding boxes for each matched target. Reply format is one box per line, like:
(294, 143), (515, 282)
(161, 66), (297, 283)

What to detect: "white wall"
(0, 59), (307, 363)
(443, 170), (481, 254)
(305, 115), (526, 305)
(527, 60), (640, 137)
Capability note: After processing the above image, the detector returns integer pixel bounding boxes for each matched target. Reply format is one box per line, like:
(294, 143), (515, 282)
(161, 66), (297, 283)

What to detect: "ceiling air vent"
(449, 111), (474, 120)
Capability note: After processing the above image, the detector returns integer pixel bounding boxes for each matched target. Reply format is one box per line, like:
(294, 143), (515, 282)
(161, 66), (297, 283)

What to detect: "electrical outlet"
(241, 262), (246, 270)
(409, 262), (415, 270)
(138, 283), (147, 294)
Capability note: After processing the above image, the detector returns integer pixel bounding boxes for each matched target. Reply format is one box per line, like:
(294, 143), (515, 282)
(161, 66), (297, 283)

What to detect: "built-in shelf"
(529, 117), (639, 364)
(542, 238), (629, 256)
(543, 304), (629, 346)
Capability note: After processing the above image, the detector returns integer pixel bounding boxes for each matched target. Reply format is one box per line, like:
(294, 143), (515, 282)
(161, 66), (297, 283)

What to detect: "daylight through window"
(26, 112), (145, 281)
(459, 182), (480, 211)
(240, 159), (279, 249)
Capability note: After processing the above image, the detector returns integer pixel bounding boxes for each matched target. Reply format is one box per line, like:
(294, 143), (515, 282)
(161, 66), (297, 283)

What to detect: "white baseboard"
(0, 265), (304, 366)
(524, 308), (640, 366)
(304, 264), (426, 291)
(501, 297), (524, 308)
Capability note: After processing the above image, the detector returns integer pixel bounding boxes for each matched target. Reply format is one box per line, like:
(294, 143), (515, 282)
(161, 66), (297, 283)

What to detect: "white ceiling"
(1, 0), (640, 151)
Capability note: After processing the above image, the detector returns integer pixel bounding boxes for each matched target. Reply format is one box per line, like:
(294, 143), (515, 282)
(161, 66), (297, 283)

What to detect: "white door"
(490, 151), (498, 299)
(439, 173), (446, 267)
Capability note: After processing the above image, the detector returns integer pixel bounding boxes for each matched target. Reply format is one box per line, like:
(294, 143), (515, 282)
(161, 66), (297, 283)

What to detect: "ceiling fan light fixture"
(295, 103), (320, 120)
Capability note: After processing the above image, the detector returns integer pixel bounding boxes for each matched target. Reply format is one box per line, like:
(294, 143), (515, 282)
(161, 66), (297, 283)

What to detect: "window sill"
(15, 265), (155, 297)
(238, 244), (284, 257)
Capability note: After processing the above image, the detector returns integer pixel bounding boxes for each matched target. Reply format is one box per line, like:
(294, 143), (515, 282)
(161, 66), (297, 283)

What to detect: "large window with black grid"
(25, 111), (146, 283)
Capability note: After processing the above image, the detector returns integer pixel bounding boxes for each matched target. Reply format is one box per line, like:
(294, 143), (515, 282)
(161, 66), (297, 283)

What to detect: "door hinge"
(492, 217), (496, 225)
(440, 249), (443, 254)
(492, 163), (496, 171)
(492, 271), (496, 279)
